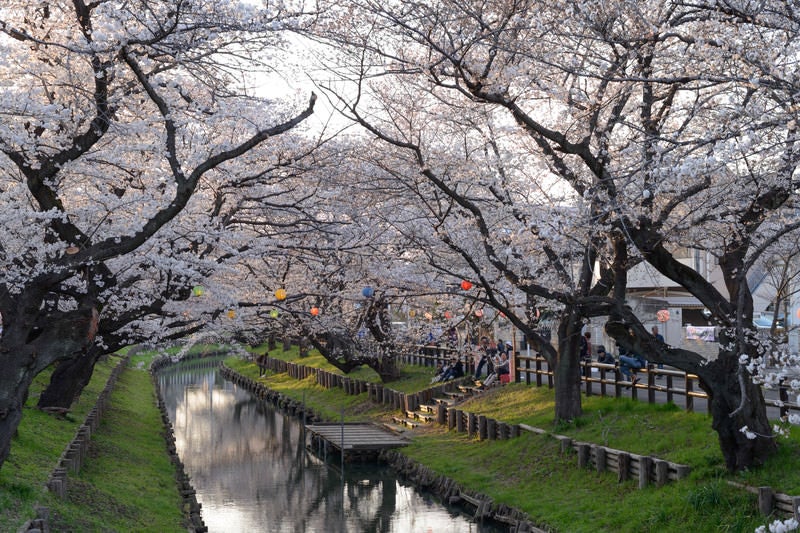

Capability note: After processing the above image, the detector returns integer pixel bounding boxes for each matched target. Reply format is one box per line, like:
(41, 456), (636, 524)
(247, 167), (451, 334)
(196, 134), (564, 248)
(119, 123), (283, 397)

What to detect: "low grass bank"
(1, 354), (185, 532)
(4, 344), (797, 532)
(229, 346), (800, 532)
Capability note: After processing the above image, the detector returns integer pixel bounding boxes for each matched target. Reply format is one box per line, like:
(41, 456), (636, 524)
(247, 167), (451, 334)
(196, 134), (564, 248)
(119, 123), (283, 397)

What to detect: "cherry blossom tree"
(0, 0), (317, 471)
(312, 0), (800, 470)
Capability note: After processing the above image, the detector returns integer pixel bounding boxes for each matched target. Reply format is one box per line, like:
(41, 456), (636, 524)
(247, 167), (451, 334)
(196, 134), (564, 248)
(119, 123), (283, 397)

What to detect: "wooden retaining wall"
(45, 355), (130, 499)
(252, 353), (800, 518)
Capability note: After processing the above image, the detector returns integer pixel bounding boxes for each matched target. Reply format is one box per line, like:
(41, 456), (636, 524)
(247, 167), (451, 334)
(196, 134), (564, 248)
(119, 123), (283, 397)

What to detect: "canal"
(157, 359), (507, 532)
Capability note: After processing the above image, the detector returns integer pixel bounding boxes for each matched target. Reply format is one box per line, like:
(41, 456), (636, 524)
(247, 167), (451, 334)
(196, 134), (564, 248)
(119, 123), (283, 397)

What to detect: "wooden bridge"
(306, 422), (410, 461)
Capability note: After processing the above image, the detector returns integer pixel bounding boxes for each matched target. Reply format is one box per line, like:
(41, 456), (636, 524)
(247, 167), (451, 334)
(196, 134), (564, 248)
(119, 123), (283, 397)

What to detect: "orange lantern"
(227, 310), (236, 319)
(460, 280), (473, 291)
(310, 306), (320, 316)
(275, 288), (287, 301)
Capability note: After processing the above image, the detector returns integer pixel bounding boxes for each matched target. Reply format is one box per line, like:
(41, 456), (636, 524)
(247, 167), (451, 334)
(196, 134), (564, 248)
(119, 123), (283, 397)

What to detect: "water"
(157, 360), (506, 533)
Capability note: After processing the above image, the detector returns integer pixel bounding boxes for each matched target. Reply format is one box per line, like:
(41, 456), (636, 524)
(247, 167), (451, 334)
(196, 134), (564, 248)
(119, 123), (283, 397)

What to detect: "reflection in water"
(158, 361), (504, 533)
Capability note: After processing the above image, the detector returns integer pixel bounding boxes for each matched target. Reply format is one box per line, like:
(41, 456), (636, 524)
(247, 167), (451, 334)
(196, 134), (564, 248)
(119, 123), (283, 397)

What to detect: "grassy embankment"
(232, 345), (800, 532)
(3, 343), (798, 532)
(0, 348), (201, 532)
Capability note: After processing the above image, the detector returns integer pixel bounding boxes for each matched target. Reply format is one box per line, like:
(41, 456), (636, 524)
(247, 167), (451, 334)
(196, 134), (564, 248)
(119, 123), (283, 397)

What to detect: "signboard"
(686, 325), (715, 342)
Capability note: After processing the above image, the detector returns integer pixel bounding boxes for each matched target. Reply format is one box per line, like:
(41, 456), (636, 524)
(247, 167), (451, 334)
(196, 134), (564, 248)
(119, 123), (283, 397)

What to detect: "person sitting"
(430, 361), (446, 384)
(596, 345), (615, 365)
(483, 352), (510, 388)
(618, 345), (646, 385)
(474, 336), (496, 380)
(441, 357), (464, 381)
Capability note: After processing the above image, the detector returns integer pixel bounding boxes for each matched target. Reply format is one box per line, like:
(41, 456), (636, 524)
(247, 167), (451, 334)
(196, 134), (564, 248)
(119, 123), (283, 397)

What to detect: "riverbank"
(1, 354), (186, 532)
(3, 348), (799, 532)
(225, 349), (800, 532)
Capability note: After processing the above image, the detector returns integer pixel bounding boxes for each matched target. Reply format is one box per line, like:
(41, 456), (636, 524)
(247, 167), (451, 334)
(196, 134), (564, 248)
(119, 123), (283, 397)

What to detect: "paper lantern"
(65, 246), (80, 255)
(362, 286), (374, 298)
(656, 309), (670, 322)
(275, 288), (287, 301)
(444, 310), (453, 319)
(192, 285), (204, 297)
(227, 310), (236, 319)
(408, 309), (417, 318)
(269, 309), (279, 318)
(310, 306), (320, 316)
(424, 312), (433, 320)
(474, 309), (483, 318)
(460, 280), (473, 291)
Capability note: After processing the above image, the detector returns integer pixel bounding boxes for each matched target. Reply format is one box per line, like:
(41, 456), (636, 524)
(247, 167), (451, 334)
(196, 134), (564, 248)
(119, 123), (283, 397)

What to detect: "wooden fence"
(514, 354), (800, 418)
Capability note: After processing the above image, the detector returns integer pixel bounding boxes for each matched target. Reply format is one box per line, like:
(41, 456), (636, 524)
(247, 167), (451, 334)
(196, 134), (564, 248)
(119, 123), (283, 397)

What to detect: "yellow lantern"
(227, 310), (236, 319)
(270, 309), (279, 318)
(275, 288), (287, 301)
(408, 309), (416, 318)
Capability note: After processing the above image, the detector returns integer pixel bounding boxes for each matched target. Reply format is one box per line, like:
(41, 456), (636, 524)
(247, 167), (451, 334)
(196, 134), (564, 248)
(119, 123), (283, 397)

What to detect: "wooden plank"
(306, 423), (410, 451)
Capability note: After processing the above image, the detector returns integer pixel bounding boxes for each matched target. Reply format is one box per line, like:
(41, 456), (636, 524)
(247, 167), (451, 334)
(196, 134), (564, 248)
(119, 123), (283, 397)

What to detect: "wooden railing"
(513, 354), (800, 418)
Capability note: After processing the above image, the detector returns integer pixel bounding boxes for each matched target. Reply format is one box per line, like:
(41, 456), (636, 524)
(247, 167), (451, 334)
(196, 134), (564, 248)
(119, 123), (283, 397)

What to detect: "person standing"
(652, 325), (665, 378)
(579, 331), (592, 377)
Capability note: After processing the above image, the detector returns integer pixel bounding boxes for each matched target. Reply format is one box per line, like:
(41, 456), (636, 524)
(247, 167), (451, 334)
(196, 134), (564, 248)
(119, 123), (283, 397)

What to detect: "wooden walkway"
(306, 422), (409, 456)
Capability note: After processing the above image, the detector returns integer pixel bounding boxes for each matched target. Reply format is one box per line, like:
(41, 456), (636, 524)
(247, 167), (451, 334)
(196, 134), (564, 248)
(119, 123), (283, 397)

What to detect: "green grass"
(0, 354), (185, 532)
(45, 364), (184, 531)
(227, 351), (799, 532)
(4, 345), (797, 533)
(0, 355), (117, 531)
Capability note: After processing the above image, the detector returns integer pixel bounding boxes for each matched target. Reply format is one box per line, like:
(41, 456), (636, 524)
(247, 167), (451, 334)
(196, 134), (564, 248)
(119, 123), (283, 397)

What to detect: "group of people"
(473, 336), (511, 388)
(584, 326), (665, 385)
(430, 334), (513, 387)
(430, 356), (465, 383)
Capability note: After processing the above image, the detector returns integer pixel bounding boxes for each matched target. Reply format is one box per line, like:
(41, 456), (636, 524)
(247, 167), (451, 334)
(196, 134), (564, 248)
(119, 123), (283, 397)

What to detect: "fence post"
(535, 357), (543, 387)
(686, 374), (694, 413)
(758, 486), (774, 516)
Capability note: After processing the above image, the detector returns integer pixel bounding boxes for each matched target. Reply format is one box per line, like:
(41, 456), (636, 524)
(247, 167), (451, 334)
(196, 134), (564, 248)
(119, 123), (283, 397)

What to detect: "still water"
(157, 360), (506, 533)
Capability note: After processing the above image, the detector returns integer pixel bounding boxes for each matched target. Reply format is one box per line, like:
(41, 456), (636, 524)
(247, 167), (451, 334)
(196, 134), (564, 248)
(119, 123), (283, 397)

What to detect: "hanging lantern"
(424, 312), (433, 320)
(474, 309), (484, 318)
(227, 309), (236, 319)
(408, 309), (416, 318)
(444, 310), (453, 319)
(656, 309), (670, 322)
(192, 285), (204, 297)
(275, 288), (287, 301)
(269, 309), (279, 319)
(310, 306), (320, 316)
(460, 280), (473, 291)
(362, 286), (374, 298)
(65, 246), (80, 255)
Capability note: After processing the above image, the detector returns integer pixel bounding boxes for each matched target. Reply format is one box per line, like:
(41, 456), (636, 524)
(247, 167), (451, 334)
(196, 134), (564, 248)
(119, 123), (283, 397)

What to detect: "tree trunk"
(554, 317), (584, 422)
(0, 362), (36, 468)
(702, 356), (777, 471)
(37, 345), (103, 410)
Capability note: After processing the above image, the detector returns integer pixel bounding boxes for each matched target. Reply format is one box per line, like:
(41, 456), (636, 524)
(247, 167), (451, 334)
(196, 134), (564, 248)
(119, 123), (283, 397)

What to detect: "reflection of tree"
(158, 365), (407, 532)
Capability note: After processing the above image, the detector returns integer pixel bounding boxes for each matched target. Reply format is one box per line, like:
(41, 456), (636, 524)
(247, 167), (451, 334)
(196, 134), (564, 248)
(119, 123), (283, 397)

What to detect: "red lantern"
(460, 280), (473, 291)
(444, 310), (453, 319)
(656, 309), (670, 322)
(474, 309), (483, 318)
(310, 306), (320, 316)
